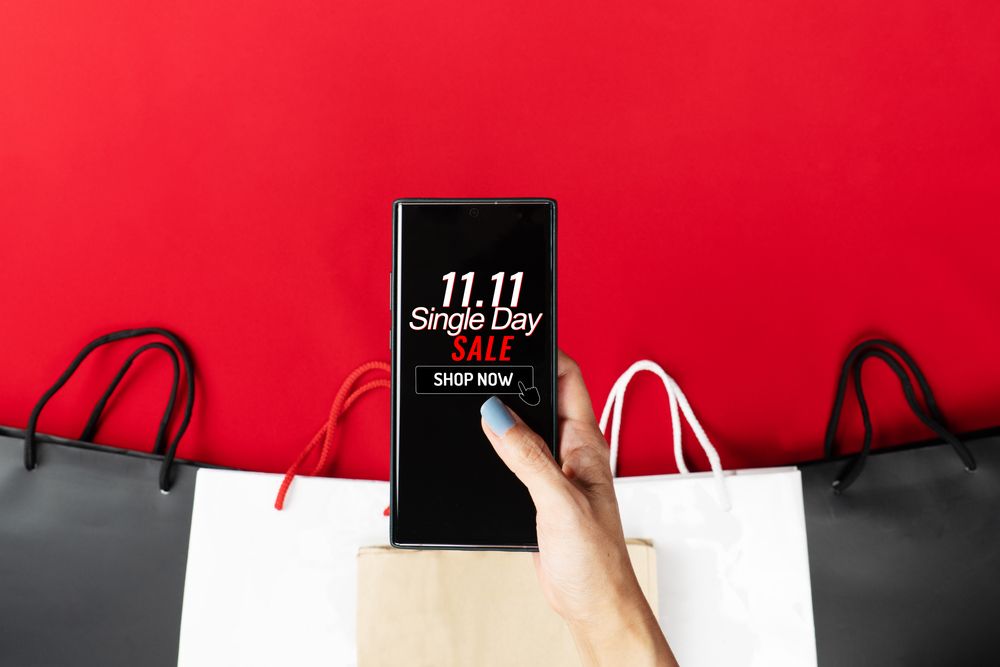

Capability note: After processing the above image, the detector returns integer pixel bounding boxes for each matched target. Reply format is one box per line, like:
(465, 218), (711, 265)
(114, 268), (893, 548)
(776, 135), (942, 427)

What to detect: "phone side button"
(389, 328), (392, 351)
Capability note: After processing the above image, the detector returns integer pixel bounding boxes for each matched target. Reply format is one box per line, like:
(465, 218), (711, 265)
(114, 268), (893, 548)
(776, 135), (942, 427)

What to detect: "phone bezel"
(390, 197), (558, 550)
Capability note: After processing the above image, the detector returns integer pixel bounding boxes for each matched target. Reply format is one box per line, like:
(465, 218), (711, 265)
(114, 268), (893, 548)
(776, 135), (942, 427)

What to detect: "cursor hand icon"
(517, 381), (541, 406)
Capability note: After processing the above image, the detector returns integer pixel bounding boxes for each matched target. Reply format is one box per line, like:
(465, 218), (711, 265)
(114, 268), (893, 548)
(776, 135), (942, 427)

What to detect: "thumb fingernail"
(481, 396), (516, 435)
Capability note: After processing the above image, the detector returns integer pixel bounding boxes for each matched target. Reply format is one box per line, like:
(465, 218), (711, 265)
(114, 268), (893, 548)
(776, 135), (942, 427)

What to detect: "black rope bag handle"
(824, 338), (946, 459)
(23, 328), (195, 493)
(78, 342), (181, 456)
(824, 340), (976, 492)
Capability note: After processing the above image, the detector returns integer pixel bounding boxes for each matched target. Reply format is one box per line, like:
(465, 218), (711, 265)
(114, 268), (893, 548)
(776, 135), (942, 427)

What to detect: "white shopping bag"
(603, 360), (817, 667)
(177, 469), (389, 667)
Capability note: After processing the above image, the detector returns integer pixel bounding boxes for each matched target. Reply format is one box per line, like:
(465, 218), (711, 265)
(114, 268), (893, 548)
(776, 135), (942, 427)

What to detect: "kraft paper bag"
(356, 540), (657, 667)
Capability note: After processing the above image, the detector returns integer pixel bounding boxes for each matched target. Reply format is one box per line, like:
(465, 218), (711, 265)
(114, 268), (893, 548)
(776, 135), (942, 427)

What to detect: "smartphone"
(391, 198), (557, 550)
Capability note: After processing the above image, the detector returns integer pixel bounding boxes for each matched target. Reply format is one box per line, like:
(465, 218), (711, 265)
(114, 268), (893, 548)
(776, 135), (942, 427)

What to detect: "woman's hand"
(480, 351), (677, 667)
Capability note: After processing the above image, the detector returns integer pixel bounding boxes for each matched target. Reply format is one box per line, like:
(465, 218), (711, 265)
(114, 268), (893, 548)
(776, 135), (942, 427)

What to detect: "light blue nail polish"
(481, 396), (516, 435)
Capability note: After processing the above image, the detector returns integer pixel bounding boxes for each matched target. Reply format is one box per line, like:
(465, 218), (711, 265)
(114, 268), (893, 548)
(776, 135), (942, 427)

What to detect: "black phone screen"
(391, 199), (556, 549)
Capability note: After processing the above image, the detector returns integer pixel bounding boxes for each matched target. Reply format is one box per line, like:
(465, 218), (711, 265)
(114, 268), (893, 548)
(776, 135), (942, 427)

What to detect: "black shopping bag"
(0, 329), (204, 667)
(802, 339), (1000, 667)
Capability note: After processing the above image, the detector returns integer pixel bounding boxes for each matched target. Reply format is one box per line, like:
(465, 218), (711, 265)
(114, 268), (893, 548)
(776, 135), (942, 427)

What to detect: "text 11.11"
(441, 271), (523, 308)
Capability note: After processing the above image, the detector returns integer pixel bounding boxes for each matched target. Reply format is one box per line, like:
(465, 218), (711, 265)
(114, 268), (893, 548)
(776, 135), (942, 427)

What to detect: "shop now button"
(415, 365), (534, 395)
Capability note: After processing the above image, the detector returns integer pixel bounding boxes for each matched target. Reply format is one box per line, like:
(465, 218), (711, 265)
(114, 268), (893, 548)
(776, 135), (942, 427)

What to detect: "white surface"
(177, 469), (389, 667)
(615, 468), (817, 667)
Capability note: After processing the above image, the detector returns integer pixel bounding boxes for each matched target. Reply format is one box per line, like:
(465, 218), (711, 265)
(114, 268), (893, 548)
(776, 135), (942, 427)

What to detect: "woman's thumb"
(480, 396), (571, 510)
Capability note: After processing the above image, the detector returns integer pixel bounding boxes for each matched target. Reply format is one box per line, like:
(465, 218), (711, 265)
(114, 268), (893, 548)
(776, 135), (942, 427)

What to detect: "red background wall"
(2, 1), (998, 480)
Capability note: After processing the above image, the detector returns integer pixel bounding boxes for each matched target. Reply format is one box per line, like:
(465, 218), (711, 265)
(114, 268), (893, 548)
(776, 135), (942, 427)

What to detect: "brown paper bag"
(357, 540), (657, 667)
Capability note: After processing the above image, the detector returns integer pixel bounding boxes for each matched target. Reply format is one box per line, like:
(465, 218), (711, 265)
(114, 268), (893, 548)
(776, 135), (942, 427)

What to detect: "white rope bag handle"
(599, 360), (731, 510)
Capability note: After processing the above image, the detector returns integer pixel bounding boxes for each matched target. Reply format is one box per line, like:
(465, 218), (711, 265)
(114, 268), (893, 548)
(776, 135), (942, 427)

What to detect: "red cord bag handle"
(275, 361), (390, 509)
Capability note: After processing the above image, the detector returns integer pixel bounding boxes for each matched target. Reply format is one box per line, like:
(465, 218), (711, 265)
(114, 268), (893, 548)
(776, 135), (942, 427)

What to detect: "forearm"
(568, 594), (677, 667)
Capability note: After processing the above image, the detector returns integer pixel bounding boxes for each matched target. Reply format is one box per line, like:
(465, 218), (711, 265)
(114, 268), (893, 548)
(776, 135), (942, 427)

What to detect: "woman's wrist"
(567, 583), (676, 667)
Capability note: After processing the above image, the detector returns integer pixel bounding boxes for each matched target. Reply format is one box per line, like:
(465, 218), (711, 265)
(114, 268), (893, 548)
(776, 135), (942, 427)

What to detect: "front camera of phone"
(469, 207), (479, 217)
